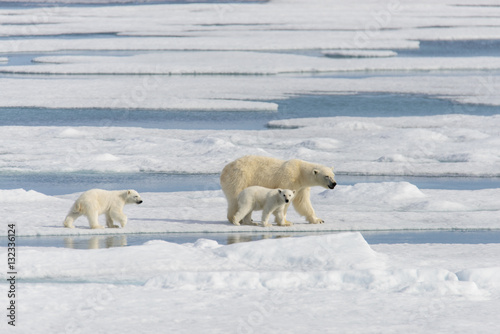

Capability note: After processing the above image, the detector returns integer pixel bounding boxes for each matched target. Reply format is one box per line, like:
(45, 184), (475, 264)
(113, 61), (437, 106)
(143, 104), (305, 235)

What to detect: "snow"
(5, 53), (500, 75)
(1, 0), (500, 332)
(1, 114), (498, 176)
(2, 234), (500, 333)
(0, 72), (499, 111)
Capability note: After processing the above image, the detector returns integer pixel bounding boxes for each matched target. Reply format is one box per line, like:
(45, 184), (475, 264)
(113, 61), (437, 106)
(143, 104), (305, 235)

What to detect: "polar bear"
(63, 189), (143, 229)
(220, 155), (336, 225)
(232, 186), (295, 227)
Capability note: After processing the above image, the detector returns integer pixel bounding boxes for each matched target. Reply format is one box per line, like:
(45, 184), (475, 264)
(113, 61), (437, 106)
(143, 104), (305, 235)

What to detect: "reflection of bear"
(232, 186), (295, 227)
(220, 155), (336, 225)
(63, 189), (143, 229)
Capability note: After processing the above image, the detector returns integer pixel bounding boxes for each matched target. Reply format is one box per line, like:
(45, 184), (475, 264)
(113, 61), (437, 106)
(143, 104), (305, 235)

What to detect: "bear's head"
(313, 165), (337, 190)
(278, 189), (296, 204)
(126, 190), (143, 204)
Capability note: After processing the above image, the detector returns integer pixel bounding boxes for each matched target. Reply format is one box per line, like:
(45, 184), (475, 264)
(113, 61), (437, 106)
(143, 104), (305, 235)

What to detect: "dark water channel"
(5, 229), (500, 250)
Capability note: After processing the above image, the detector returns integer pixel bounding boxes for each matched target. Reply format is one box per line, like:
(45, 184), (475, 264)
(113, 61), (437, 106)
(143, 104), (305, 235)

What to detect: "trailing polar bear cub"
(63, 189), (143, 229)
(221, 155), (336, 225)
(232, 186), (295, 227)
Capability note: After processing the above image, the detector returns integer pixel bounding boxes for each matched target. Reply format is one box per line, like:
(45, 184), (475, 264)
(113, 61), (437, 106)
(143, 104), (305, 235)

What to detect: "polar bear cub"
(232, 186), (295, 227)
(63, 189), (143, 229)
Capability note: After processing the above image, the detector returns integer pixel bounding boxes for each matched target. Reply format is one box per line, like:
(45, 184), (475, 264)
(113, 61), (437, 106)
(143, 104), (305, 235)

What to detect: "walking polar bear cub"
(63, 189), (143, 229)
(220, 155), (336, 225)
(232, 186), (295, 227)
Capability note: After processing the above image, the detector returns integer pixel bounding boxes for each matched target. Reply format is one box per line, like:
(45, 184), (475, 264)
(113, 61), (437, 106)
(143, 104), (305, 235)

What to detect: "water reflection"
(226, 233), (292, 244)
(11, 230), (500, 250)
(63, 235), (128, 249)
(45, 232), (299, 249)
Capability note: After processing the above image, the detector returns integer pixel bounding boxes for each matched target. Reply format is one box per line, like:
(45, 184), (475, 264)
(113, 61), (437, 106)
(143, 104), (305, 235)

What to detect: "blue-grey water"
(1, 172), (500, 196)
(2, 93), (498, 129)
(4, 230), (500, 250)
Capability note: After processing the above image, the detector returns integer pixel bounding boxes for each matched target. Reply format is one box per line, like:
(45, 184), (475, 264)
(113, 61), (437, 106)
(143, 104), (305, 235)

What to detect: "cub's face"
(126, 190), (143, 204)
(278, 189), (295, 204)
(313, 166), (337, 190)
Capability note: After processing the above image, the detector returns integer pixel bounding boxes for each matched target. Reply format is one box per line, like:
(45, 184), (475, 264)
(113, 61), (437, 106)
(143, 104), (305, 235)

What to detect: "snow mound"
(6, 233), (492, 297)
(0, 188), (51, 202)
(58, 128), (87, 138)
(330, 182), (426, 205)
(214, 232), (384, 271)
(95, 153), (120, 162)
(457, 267), (500, 290)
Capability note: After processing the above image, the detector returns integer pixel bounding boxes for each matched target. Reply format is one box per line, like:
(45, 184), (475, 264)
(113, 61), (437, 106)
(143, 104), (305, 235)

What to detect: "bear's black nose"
(329, 182), (337, 189)
(137, 200), (143, 204)
(285, 199), (289, 203)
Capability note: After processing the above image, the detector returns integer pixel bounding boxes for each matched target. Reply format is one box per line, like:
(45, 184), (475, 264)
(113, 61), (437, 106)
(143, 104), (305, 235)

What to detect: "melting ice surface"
(1, 0), (500, 333)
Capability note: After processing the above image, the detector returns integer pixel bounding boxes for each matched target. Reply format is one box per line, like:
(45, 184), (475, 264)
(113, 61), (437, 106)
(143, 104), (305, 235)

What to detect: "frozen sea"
(1, 0), (500, 333)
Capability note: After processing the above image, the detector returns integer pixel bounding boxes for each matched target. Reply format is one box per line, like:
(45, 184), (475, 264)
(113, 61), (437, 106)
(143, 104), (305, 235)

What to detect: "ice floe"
(1, 114), (498, 177)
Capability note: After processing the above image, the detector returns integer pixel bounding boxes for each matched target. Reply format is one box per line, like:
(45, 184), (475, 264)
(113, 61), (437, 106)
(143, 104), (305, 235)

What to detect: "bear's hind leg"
(63, 212), (80, 228)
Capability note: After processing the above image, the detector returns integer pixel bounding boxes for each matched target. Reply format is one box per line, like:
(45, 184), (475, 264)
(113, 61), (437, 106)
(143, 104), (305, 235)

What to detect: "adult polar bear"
(220, 155), (336, 225)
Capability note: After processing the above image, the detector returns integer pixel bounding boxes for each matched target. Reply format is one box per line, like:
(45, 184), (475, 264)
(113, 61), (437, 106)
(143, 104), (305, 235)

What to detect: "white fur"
(220, 155), (336, 225)
(63, 189), (143, 229)
(232, 186), (295, 227)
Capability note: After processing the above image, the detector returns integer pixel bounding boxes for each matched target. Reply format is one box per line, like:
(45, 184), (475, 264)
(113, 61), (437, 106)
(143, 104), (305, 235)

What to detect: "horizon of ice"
(0, 0), (500, 110)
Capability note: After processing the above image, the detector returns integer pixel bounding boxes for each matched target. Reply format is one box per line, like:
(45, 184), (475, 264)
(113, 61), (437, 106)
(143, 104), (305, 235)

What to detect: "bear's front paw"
(278, 220), (293, 226)
(309, 217), (324, 224)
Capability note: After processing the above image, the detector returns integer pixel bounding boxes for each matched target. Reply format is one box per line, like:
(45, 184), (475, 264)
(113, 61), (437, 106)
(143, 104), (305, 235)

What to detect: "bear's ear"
(127, 190), (131, 195)
(278, 189), (282, 193)
(313, 169), (319, 175)
(293, 190), (296, 194)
